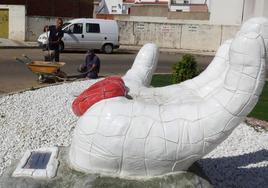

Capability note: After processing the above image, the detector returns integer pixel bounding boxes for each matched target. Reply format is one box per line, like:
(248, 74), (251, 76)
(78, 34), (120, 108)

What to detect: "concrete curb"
(1, 75), (267, 97)
(119, 45), (216, 56)
(0, 46), (40, 49)
(0, 75), (113, 97)
(0, 40), (39, 49)
(0, 78), (87, 97)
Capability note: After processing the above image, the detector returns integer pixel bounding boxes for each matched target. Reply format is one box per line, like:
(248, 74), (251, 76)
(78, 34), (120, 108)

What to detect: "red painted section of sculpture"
(72, 77), (127, 116)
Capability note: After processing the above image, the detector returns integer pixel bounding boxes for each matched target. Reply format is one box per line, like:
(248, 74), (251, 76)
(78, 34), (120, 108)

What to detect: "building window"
(171, 0), (190, 5)
(86, 23), (100, 33)
(111, 6), (117, 13)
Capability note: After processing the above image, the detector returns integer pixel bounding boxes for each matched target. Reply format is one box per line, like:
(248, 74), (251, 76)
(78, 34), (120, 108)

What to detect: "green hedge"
(172, 54), (199, 84)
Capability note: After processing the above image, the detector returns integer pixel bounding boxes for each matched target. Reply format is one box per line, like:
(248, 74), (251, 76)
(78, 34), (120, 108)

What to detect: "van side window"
(69, 23), (83, 34)
(86, 23), (100, 33)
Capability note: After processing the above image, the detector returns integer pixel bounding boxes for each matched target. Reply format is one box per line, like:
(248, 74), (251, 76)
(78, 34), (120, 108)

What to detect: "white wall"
(26, 16), (72, 41)
(209, 0), (268, 26)
(105, 0), (123, 14)
(0, 5), (26, 41)
(263, 0), (268, 18)
(243, 0), (268, 22)
(209, 0), (244, 25)
(118, 20), (239, 51)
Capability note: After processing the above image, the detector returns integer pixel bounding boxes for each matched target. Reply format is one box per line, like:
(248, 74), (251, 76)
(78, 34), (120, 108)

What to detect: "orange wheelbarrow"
(16, 55), (67, 83)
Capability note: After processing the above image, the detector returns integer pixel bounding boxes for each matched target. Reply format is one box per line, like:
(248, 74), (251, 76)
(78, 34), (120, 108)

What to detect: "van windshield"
(62, 22), (71, 28)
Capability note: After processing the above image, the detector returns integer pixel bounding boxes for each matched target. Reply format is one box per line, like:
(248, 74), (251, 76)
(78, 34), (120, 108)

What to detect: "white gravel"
(0, 80), (98, 176)
(0, 80), (267, 188)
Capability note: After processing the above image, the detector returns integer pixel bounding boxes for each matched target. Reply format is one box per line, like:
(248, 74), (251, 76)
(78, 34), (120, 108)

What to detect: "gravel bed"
(0, 80), (98, 176)
(0, 80), (267, 188)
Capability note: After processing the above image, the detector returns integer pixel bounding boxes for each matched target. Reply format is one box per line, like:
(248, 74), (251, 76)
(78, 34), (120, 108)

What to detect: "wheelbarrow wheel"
(38, 74), (46, 83)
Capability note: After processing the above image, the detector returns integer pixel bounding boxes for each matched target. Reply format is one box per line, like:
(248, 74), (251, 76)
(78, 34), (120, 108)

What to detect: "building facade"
(96, 0), (268, 26)
(0, 0), (94, 41)
(111, 0), (268, 51)
(0, 5), (25, 40)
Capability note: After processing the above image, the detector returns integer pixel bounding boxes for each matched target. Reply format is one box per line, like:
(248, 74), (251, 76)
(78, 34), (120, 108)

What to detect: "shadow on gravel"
(199, 149), (268, 188)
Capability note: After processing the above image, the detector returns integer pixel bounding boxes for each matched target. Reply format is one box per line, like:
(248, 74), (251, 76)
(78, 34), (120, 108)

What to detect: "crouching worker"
(78, 49), (100, 79)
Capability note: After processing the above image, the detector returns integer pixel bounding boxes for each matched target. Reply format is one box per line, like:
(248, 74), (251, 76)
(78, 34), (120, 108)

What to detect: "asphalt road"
(0, 48), (214, 94)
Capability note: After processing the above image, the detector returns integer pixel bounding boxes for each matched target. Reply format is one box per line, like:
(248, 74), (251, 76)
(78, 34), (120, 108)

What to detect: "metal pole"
(242, 0), (245, 23)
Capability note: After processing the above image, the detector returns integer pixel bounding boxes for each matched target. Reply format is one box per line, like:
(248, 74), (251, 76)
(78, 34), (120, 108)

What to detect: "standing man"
(78, 49), (101, 79)
(44, 18), (64, 62)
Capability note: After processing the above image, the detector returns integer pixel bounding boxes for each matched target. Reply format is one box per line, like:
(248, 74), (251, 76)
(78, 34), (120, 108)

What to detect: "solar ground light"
(12, 147), (59, 178)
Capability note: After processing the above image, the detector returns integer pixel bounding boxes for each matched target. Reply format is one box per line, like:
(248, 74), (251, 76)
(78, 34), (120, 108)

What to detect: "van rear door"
(83, 23), (104, 49)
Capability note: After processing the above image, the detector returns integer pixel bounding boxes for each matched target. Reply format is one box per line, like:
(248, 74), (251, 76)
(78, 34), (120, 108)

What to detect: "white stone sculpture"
(69, 17), (268, 177)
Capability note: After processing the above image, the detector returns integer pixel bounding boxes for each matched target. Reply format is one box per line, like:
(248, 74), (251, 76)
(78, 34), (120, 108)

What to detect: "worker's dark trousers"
(54, 48), (60, 62)
(77, 66), (98, 79)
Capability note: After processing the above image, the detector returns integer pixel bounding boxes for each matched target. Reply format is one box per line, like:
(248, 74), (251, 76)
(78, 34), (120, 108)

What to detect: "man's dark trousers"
(54, 48), (60, 62)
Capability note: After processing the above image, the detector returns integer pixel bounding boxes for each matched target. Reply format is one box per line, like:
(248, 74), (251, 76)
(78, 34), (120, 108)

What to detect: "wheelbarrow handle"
(22, 54), (32, 63)
(15, 57), (29, 65)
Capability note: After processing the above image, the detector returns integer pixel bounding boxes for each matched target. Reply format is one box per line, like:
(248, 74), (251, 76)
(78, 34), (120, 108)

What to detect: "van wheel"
(59, 42), (64, 52)
(103, 44), (113, 54)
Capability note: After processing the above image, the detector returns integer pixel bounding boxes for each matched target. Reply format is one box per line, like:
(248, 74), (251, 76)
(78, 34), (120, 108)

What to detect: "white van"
(37, 18), (120, 54)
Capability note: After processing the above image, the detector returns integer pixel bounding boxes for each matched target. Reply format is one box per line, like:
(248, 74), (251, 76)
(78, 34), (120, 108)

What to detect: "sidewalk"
(0, 38), (38, 48)
(0, 38), (215, 56)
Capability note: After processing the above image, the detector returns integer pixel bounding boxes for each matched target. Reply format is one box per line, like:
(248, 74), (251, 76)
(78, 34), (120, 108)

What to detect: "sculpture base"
(0, 147), (212, 188)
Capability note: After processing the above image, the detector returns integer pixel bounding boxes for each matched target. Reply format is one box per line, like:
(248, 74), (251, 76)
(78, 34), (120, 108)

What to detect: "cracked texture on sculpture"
(69, 17), (268, 177)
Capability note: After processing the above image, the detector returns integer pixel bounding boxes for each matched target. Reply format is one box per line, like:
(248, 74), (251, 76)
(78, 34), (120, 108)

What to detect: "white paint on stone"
(69, 17), (268, 177)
